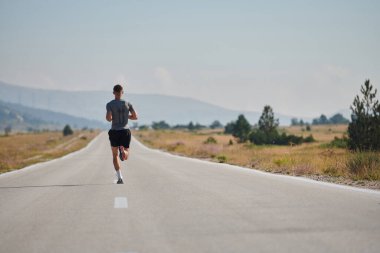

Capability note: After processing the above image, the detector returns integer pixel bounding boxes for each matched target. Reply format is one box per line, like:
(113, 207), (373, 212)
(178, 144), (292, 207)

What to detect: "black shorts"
(108, 129), (131, 148)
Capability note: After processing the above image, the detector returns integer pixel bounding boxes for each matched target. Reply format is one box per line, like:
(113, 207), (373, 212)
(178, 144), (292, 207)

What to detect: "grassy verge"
(133, 125), (380, 190)
(0, 130), (100, 174)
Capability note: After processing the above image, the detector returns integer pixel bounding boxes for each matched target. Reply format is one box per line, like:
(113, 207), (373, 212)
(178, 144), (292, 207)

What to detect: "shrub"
(249, 129), (269, 145)
(217, 155), (227, 163)
(303, 134), (315, 143)
(224, 121), (235, 134)
(204, 136), (217, 144)
(249, 130), (314, 146)
(274, 156), (294, 167)
(63, 125), (73, 136)
(167, 141), (185, 152)
(323, 167), (343, 177)
(327, 136), (348, 148)
(347, 152), (380, 180)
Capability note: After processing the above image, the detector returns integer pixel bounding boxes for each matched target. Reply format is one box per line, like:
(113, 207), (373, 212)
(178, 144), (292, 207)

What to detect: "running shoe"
(117, 178), (124, 184)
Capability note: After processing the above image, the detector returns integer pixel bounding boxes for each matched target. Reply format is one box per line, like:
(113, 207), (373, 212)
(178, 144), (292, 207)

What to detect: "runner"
(106, 84), (138, 184)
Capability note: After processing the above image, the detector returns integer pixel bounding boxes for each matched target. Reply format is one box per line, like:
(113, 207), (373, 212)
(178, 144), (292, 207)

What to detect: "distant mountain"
(0, 81), (305, 126)
(0, 100), (106, 132)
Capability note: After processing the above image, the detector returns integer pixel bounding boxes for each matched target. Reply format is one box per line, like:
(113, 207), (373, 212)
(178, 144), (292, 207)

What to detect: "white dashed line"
(114, 197), (128, 208)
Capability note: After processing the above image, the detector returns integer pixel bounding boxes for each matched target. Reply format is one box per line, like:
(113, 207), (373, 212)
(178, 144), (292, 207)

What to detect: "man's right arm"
(106, 103), (112, 122)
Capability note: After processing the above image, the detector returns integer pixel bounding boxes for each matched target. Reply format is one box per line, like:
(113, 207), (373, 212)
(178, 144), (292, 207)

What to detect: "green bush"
(323, 167), (341, 177)
(327, 136), (348, 148)
(347, 152), (380, 180)
(204, 136), (217, 144)
(249, 130), (314, 146)
(217, 155), (227, 163)
(249, 129), (269, 145)
(63, 124), (73, 136)
(303, 134), (315, 143)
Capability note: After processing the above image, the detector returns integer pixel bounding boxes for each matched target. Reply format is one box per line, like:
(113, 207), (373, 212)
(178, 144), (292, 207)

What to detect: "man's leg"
(112, 146), (123, 183)
(124, 148), (129, 160)
(120, 146), (130, 161)
(120, 129), (131, 161)
(111, 146), (120, 170)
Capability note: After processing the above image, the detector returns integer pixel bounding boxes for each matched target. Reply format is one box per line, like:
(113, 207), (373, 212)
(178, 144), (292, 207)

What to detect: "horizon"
(1, 0), (379, 118)
(0, 80), (350, 120)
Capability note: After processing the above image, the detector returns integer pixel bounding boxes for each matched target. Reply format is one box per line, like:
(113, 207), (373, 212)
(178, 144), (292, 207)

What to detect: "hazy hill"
(0, 100), (106, 132)
(1, 81), (304, 126)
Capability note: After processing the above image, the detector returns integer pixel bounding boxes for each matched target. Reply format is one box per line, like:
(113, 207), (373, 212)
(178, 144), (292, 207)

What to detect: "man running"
(106, 84), (138, 184)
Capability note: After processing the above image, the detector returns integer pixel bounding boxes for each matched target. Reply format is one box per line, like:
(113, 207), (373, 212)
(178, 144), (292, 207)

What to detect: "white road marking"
(114, 197), (128, 208)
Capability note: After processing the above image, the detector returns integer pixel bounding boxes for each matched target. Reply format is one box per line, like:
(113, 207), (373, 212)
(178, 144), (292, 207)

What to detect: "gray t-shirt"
(106, 99), (134, 130)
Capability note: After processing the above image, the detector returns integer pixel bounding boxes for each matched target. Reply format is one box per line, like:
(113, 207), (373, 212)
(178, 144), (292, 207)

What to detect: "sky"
(0, 0), (379, 118)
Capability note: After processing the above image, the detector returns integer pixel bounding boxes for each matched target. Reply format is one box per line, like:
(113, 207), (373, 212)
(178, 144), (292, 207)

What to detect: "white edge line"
(132, 136), (380, 196)
(0, 132), (104, 178)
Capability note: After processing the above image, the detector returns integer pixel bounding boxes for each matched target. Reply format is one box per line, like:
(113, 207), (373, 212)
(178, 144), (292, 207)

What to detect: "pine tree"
(348, 80), (380, 151)
(230, 114), (251, 142)
(258, 105), (279, 134)
(63, 124), (73, 136)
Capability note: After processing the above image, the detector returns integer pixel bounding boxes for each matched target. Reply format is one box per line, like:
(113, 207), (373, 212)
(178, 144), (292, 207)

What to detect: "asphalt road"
(1, 132), (380, 253)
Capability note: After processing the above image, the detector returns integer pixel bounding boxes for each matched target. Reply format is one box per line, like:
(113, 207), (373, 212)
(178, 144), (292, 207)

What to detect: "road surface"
(1, 132), (380, 253)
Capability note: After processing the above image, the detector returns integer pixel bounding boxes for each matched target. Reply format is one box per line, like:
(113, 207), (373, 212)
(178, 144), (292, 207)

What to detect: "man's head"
(113, 84), (124, 99)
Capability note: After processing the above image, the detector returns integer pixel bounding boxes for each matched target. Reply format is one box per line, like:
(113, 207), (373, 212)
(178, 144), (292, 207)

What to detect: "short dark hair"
(113, 84), (123, 93)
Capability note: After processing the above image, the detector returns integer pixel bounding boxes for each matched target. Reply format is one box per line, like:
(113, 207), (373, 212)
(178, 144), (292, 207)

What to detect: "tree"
(258, 105), (279, 134)
(210, 120), (223, 129)
(312, 114), (329, 125)
(4, 125), (12, 136)
(224, 115), (251, 142)
(224, 121), (235, 134)
(329, 113), (349, 124)
(194, 123), (206, 130)
(320, 114), (328, 124)
(63, 124), (73, 136)
(188, 121), (195, 131)
(348, 79), (380, 151)
(291, 118), (299, 126)
(152, 121), (170, 130)
(233, 115), (251, 142)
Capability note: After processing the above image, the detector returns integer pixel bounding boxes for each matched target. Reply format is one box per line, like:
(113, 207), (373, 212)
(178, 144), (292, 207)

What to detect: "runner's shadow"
(0, 183), (113, 189)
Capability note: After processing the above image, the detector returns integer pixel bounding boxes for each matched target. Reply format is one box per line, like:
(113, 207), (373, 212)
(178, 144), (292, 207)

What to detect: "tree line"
(141, 79), (379, 151)
(291, 113), (349, 126)
(143, 120), (223, 131)
(225, 107), (315, 145)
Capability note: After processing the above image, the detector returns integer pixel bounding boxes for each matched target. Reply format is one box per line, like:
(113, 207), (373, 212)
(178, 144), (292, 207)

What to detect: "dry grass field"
(134, 125), (380, 190)
(0, 130), (100, 174)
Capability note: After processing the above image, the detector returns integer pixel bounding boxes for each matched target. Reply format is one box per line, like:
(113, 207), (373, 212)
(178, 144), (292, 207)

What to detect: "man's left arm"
(128, 103), (138, 120)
